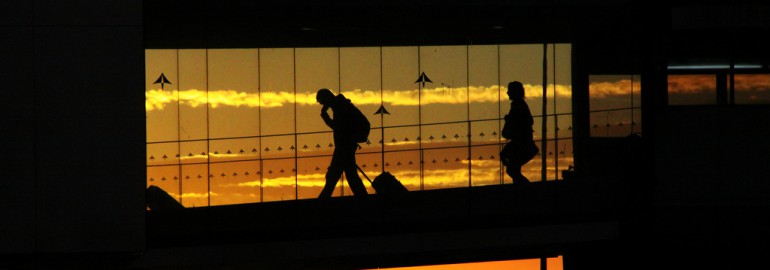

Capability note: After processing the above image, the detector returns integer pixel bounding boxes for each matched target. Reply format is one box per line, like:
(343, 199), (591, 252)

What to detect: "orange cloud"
(589, 80), (642, 98)
(667, 75), (714, 94)
(146, 84), (572, 111)
(735, 74), (770, 92)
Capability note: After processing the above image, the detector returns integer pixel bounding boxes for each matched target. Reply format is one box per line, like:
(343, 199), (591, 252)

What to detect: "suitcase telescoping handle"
(355, 164), (373, 184)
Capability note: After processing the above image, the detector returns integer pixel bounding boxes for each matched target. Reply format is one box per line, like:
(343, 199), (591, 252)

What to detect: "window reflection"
(734, 74), (770, 104)
(668, 74), (716, 105)
(590, 75), (642, 137)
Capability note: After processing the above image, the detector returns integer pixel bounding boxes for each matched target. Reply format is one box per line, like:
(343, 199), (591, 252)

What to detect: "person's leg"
(319, 155), (344, 198)
(338, 144), (367, 197)
(344, 165), (368, 197)
(505, 162), (528, 184)
(510, 163), (530, 184)
(504, 163), (515, 180)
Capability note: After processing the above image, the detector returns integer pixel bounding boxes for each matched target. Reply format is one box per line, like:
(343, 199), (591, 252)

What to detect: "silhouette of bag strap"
(355, 164), (373, 184)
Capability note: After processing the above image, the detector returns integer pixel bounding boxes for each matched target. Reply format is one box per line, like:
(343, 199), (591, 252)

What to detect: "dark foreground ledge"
(147, 179), (638, 249)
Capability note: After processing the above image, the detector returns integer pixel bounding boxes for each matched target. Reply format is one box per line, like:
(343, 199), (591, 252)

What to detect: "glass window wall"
(146, 44), (573, 207)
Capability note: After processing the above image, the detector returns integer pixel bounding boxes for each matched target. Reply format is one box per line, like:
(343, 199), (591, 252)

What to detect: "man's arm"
(321, 105), (335, 129)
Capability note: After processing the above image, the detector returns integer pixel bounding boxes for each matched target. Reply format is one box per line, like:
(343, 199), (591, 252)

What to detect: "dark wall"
(0, 0), (145, 255)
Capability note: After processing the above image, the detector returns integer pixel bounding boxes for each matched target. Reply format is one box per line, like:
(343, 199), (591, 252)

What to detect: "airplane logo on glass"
(154, 73), (172, 90)
(415, 72), (432, 87)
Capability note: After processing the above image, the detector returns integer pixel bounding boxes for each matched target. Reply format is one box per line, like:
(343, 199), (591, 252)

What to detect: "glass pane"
(384, 150), (420, 191)
(590, 109), (635, 137)
(500, 44), (544, 85)
(421, 122), (468, 149)
(358, 126), (383, 155)
(470, 120), (500, 146)
(589, 75), (641, 137)
(556, 114), (573, 140)
(382, 46), (419, 127)
(423, 147), (468, 190)
(341, 47), (382, 128)
(147, 165), (180, 202)
(146, 49), (179, 143)
(471, 144), (502, 186)
(260, 48), (296, 135)
(548, 44), (573, 115)
(734, 74), (770, 104)
(590, 75), (633, 111)
(207, 49), (260, 139)
(178, 49), (208, 140)
(296, 48), (339, 134)
(668, 74), (717, 105)
(297, 156), (329, 199)
(469, 45), (501, 121)
(297, 132), (333, 158)
(210, 161), (260, 205)
(181, 164), (209, 207)
(209, 138), (259, 163)
(180, 140), (207, 165)
(384, 126), (419, 151)
(147, 142), (178, 166)
(262, 158), (296, 202)
(261, 135), (295, 160)
(420, 45), (469, 124)
(543, 137), (560, 181)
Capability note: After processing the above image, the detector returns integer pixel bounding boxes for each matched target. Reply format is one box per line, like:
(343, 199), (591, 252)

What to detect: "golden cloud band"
(146, 84), (575, 111)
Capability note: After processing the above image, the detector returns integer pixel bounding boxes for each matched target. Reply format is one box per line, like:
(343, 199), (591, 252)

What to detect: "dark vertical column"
(570, 42), (590, 172)
(716, 72), (727, 105)
(32, 0), (145, 254)
(0, 0), (36, 254)
(541, 43), (548, 181)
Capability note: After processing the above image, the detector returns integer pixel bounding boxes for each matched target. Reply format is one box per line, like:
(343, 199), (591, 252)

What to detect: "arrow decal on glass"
(374, 105), (390, 115)
(153, 73), (172, 90)
(414, 72), (432, 87)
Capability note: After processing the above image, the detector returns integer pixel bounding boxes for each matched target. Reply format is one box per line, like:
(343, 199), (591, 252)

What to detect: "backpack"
(350, 106), (371, 143)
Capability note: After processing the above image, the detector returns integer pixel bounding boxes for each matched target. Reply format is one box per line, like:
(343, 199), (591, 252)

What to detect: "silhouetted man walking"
(316, 88), (368, 198)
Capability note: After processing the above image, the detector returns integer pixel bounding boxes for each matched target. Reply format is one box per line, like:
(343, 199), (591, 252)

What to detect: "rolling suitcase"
(356, 165), (409, 196)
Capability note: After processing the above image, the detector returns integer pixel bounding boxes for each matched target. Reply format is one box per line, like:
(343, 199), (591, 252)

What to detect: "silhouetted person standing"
(501, 81), (537, 183)
(316, 88), (369, 198)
